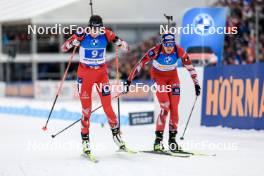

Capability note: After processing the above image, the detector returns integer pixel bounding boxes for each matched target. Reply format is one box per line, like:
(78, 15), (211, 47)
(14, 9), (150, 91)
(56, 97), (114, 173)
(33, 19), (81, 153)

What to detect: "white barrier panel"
(34, 80), (119, 101)
(34, 81), (78, 100)
(0, 82), (5, 97)
(154, 67), (204, 127)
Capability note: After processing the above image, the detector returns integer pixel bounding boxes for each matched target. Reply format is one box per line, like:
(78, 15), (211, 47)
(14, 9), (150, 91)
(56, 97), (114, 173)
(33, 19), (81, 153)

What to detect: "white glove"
(120, 41), (129, 52)
(72, 39), (80, 47)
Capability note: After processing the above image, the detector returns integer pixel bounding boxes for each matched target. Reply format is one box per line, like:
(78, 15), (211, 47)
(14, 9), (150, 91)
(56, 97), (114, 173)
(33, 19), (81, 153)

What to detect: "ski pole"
(180, 96), (198, 140)
(51, 92), (124, 138)
(89, 0), (93, 16)
(42, 46), (78, 131)
(115, 47), (121, 129)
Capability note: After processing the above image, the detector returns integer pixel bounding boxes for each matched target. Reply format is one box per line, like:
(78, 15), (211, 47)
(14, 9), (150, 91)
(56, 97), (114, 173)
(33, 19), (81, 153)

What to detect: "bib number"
(85, 49), (104, 59)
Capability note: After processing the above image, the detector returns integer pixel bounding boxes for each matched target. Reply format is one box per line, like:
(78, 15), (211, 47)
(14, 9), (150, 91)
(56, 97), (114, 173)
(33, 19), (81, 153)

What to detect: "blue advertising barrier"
(180, 7), (227, 65)
(201, 63), (264, 130)
(0, 105), (129, 125)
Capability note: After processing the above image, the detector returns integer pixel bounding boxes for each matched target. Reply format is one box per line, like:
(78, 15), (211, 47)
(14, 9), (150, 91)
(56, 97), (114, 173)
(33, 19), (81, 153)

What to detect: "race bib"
(84, 48), (105, 59)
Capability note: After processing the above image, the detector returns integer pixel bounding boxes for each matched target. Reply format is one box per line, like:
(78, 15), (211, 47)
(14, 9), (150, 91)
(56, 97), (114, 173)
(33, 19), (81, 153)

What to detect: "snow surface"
(0, 114), (264, 176)
(0, 98), (264, 176)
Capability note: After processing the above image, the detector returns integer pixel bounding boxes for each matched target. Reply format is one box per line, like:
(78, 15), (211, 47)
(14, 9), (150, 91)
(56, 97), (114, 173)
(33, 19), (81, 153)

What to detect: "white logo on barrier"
(193, 13), (214, 36)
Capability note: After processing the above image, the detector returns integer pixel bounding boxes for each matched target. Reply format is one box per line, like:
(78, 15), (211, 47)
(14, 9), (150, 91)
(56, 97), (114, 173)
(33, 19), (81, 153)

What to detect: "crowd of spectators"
(1, 0), (263, 81)
(106, 0), (264, 80)
(2, 25), (60, 54)
(214, 0), (264, 64)
(106, 35), (160, 80)
(2, 31), (31, 54)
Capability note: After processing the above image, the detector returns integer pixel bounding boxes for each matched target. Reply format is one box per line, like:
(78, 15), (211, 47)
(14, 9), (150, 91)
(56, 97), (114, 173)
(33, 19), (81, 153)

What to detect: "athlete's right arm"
(61, 34), (84, 52)
(127, 46), (159, 82)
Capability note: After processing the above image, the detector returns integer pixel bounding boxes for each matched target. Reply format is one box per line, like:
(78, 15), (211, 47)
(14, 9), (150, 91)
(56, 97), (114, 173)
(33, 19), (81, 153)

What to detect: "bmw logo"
(90, 39), (99, 46)
(192, 13), (214, 36)
(165, 56), (172, 64)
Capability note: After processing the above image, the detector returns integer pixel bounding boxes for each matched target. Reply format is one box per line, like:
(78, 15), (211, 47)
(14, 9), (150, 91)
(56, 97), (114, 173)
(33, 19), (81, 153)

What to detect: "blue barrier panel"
(201, 63), (264, 130)
(0, 106), (129, 125)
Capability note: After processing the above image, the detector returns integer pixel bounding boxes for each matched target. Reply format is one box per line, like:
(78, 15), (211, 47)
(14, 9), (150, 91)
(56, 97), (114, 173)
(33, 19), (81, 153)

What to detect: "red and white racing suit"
(61, 29), (127, 135)
(128, 44), (199, 132)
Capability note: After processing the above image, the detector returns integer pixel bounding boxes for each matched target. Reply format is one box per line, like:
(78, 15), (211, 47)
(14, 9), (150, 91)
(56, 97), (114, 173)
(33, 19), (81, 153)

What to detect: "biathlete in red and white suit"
(124, 33), (201, 152)
(61, 15), (129, 154)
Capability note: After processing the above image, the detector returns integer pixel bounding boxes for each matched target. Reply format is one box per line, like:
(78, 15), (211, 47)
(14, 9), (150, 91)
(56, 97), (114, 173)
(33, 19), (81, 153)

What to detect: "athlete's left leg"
(96, 69), (125, 148)
(96, 78), (118, 128)
(169, 83), (180, 131)
(168, 80), (181, 151)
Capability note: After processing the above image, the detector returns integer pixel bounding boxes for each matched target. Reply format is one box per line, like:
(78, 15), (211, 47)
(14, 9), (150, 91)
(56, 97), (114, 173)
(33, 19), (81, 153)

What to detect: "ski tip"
(42, 126), (47, 131)
(81, 153), (99, 163)
(51, 135), (55, 138)
(89, 157), (99, 163)
(117, 149), (137, 154)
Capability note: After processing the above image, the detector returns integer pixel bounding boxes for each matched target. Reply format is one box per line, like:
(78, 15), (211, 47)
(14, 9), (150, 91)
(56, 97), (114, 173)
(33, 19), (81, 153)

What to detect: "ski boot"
(154, 131), (165, 152)
(81, 133), (91, 154)
(168, 131), (182, 153)
(111, 127), (126, 150)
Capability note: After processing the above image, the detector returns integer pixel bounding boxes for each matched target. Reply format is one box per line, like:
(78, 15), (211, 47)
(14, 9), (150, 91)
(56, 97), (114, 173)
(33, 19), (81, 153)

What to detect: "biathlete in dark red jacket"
(124, 33), (201, 152)
(61, 15), (129, 155)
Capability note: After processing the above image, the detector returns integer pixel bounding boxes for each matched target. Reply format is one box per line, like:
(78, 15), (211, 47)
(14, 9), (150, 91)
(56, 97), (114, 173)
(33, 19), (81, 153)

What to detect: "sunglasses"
(162, 42), (175, 47)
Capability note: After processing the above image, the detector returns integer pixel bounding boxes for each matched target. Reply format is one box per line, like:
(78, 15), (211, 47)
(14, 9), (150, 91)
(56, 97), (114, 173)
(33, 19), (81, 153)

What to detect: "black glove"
(123, 80), (131, 94)
(195, 84), (201, 96)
